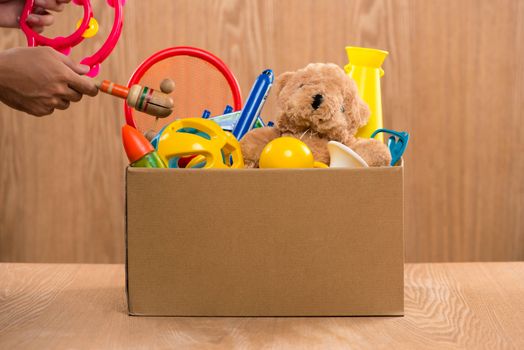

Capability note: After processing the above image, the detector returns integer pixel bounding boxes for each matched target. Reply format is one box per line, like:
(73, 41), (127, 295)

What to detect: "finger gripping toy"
(259, 137), (327, 168)
(20, 0), (125, 77)
(240, 63), (391, 168)
(97, 79), (174, 118)
(157, 118), (244, 169)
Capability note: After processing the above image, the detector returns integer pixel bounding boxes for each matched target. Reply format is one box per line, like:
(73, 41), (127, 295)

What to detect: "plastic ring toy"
(156, 118), (244, 169)
(125, 46), (242, 129)
(20, 0), (125, 77)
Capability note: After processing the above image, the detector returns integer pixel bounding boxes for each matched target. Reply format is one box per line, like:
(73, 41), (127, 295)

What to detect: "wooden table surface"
(1, 263), (523, 349)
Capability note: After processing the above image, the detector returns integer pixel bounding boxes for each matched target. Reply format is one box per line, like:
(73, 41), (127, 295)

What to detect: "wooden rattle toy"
(19, 0), (125, 77)
(96, 79), (175, 118)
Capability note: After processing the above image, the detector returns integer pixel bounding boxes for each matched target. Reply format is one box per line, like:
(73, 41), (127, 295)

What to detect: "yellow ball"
(259, 137), (316, 168)
(76, 17), (99, 39)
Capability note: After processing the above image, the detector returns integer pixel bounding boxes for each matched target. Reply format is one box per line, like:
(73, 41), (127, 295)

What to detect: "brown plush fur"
(240, 63), (391, 167)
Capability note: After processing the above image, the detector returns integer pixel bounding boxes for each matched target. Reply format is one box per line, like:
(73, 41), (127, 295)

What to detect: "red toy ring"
(125, 46), (243, 128)
(19, 0), (124, 77)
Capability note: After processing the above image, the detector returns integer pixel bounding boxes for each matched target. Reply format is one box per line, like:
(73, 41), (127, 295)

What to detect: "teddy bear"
(240, 63), (391, 167)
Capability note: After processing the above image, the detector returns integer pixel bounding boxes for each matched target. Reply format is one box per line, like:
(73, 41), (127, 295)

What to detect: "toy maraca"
(19, 0), (125, 77)
(96, 78), (175, 118)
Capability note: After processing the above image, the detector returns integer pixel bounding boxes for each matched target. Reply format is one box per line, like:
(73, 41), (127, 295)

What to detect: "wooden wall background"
(1, 0), (523, 263)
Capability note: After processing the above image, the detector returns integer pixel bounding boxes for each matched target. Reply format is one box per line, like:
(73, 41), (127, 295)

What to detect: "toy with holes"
(96, 78), (175, 119)
(19, 0), (125, 77)
(156, 118), (244, 169)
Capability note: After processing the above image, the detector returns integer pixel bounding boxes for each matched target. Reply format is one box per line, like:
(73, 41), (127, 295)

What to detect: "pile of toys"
(119, 46), (409, 169)
(18, 0), (407, 168)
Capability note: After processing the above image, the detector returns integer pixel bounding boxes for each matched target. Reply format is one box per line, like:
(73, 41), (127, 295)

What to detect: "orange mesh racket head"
(125, 47), (242, 135)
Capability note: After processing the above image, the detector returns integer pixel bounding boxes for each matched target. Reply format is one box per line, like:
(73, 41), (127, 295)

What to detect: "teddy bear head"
(274, 63), (369, 143)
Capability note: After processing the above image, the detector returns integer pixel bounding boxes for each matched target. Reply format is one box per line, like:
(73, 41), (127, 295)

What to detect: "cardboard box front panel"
(126, 167), (404, 316)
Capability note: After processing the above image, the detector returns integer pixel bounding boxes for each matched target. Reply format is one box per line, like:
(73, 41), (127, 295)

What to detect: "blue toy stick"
(232, 69), (274, 140)
(370, 128), (410, 166)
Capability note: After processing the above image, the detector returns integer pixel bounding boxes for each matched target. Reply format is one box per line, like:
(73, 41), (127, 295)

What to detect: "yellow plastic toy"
(259, 137), (328, 169)
(157, 118), (244, 169)
(76, 17), (99, 38)
(344, 46), (388, 141)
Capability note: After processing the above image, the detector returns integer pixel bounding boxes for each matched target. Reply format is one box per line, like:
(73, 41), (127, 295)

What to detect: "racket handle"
(127, 85), (174, 118)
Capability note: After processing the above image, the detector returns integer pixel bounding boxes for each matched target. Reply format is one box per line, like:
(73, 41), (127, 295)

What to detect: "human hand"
(0, 46), (98, 116)
(0, 0), (71, 32)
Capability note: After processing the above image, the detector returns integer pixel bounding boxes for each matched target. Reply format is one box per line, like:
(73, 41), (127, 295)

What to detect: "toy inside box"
(125, 164), (404, 316)
(121, 46), (409, 316)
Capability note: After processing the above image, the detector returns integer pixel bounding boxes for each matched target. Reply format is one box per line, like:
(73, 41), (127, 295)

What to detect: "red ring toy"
(125, 46), (243, 128)
(19, 0), (124, 77)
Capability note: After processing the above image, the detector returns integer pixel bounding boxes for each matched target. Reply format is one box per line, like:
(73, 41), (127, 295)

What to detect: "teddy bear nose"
(311, 94), (324, 110)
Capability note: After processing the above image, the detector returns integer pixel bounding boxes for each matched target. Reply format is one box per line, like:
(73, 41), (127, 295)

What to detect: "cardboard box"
(126, 166), (404, 316)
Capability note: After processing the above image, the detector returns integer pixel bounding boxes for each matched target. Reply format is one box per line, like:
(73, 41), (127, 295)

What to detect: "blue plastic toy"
(206, 107), (265, 131)
(232, 69), (274, 139)
(205, 69), (274, 136)
(370, 128), (409, 166)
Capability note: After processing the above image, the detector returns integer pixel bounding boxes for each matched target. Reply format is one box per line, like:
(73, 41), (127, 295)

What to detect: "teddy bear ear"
(355, 97), (371, 128)
(274, 71), (294, 97)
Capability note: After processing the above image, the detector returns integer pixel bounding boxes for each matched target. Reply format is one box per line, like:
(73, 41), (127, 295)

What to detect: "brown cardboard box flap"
(126, 167), (404, 316)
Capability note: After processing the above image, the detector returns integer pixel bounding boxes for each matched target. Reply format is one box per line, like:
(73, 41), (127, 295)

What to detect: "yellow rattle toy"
(259, 137), (328, 168)
(157, 118), (244, 169)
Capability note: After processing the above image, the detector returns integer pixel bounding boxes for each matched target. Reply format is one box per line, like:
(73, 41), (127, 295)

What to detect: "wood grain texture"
(1, 0), (524, 262)
(1, 263), (523, 349)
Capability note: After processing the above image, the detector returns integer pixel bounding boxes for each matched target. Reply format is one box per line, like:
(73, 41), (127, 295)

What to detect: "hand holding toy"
(19, 0), (124, 77)
(96, 79), (174, 118)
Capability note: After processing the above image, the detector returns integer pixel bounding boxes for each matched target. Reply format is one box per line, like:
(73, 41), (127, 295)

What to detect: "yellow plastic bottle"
(344, 46), (388, 141)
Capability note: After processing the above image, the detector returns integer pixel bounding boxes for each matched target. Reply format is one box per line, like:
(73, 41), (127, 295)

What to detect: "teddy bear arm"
(350, 138), (392, 167)
(240, 127), (282, 168)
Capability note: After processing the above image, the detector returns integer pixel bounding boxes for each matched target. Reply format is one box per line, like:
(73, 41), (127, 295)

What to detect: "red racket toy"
(125, 46), (242, 136)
